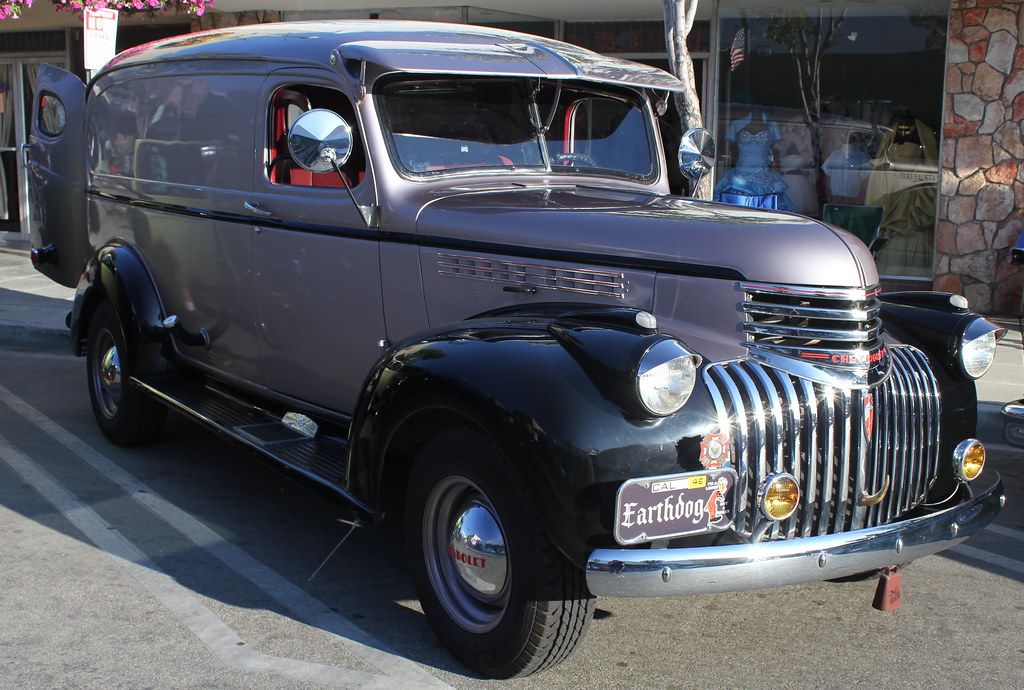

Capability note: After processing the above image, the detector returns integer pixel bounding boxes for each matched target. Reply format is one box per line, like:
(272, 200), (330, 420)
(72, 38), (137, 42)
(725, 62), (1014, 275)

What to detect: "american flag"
(730, 28), (746, 71)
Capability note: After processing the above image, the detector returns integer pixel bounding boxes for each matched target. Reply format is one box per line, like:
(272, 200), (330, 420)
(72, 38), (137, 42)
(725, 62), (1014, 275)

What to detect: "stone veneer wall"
(936, 0), (1024, 315)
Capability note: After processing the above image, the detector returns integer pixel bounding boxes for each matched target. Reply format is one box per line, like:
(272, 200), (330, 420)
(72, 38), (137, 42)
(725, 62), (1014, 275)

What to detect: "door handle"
(20, 143), (30, 167)
(244, 200), (272, 216)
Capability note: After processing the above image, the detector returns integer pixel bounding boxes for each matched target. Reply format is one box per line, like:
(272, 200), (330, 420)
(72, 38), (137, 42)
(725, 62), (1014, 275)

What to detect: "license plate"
(614, 468), (737, 545)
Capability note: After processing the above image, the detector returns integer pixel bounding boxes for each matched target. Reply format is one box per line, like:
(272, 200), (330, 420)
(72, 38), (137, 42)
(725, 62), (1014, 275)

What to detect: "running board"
(132, 375), (374, 514)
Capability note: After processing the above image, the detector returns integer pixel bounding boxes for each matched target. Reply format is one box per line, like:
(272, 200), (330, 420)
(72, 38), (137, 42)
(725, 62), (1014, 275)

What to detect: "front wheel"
(406, 427), (594, 678)
(86, 301), (167, 446)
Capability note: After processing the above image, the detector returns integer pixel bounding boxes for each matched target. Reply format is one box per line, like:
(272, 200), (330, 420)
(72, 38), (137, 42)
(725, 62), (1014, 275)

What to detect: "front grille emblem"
(699, 433), (730, 468)
(863, 392), (875, 441)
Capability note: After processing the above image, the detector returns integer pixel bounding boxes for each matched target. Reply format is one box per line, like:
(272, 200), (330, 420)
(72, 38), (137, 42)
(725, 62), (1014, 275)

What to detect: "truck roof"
(100, 20), (686, 93)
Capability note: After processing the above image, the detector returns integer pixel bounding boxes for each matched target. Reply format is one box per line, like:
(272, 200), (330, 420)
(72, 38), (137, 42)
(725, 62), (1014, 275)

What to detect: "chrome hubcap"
(94, 335), (122, 418)
(448, 501), (508, 598)
(423, 476), (510, 633)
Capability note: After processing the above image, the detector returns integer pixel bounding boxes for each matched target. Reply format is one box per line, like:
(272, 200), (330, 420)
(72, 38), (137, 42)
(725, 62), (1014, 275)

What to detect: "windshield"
(376, 77), (657, 181)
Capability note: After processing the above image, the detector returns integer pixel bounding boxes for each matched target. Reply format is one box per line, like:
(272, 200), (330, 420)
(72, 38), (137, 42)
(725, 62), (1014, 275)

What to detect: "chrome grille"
(741, 282), (883, 358)
(703, 346), (940, 539)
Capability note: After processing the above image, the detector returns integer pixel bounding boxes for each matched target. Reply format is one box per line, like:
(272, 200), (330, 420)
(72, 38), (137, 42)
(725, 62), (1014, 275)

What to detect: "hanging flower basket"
(0, 0), (212, 19)
(0, 0), (32, 19)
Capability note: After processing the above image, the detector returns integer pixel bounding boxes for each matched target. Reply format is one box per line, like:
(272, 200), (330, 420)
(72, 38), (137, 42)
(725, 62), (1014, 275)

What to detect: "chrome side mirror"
(288, 109), (353, 173)
(677, 127), (715, 181)
(286, 108), (377, 229)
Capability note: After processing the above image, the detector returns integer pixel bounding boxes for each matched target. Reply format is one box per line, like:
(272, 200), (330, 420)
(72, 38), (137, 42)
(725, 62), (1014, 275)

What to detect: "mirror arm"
(331, 158), (378, 229)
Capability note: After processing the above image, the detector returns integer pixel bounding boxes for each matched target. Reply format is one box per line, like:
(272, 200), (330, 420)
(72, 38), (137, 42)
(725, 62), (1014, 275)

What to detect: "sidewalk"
(0, 237), (76, 353)
(1, 234), (1021, 438)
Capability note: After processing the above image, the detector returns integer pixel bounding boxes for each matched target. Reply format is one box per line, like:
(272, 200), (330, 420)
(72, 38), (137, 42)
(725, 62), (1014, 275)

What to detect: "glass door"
(0, 62), (18, 234)
(0, 56), (66, 239)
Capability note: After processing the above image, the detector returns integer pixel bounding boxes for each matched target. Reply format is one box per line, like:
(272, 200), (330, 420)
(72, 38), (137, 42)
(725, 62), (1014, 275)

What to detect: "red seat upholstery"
(290, 169), (347, 187)
(268, 88), (363, 188)
(269, 89), (310, 185)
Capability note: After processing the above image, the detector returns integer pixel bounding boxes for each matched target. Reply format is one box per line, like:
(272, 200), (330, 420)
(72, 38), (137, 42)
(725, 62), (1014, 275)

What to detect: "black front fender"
(879, 291), (1006, 499)
(348, 311), (720, 565)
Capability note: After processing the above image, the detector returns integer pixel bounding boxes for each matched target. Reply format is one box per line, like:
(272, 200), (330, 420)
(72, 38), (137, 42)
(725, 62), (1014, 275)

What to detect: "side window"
(37, 93), (67, 137)
(88, 86), (142, 177)
(89, 75), (257, 190)
(267, 84), (365, 187)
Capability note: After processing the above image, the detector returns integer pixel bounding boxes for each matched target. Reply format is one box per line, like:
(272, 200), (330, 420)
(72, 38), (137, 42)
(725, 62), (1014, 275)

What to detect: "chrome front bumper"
(586, 477), (1004, 598)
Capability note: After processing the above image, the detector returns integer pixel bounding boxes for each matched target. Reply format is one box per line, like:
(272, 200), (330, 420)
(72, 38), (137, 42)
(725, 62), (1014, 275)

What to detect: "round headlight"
(959, 318), (1005, 379)
(961, 330), (998, 378)
(636, 339), (700, 416)
(953, 439), (985, 482)
(758, 473), (800, 521)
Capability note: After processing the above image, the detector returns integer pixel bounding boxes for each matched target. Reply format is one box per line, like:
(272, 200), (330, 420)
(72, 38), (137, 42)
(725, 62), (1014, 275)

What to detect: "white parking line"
(0, 384), (448, 689)
(950, 543), (1024, 576)
(986, 524), (1024, 543)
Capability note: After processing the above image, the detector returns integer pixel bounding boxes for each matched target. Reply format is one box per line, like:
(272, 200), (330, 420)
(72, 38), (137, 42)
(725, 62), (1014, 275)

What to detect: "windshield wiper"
(535, 79), (561, 135)
(523, 79), (556, 169)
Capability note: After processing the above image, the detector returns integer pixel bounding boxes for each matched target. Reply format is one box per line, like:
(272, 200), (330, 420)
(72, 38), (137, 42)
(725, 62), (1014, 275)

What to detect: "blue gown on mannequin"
(715, 112), (793, 211)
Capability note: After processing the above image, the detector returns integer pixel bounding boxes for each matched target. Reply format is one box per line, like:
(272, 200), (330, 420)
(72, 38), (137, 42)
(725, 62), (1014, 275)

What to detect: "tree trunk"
(663, 0), (712, 199)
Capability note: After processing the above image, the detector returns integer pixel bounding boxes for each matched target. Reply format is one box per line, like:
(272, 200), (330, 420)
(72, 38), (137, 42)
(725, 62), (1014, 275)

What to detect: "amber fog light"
(953, 439), (985, 482)
(758, 473), (800, 521)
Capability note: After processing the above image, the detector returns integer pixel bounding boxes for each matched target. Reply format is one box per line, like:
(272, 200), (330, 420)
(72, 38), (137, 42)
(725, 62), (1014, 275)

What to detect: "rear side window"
(38, 93), (66, 137)
(89, 74), (258, 190)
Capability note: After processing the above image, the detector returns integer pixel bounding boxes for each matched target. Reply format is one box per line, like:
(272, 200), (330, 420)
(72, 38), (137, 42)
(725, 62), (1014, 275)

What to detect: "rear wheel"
(406, 427), (594, 678)
(86, 301), (167, 445)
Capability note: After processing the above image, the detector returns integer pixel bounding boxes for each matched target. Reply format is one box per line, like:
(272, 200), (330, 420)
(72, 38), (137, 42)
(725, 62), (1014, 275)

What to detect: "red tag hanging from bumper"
(872, 567), (902, 611)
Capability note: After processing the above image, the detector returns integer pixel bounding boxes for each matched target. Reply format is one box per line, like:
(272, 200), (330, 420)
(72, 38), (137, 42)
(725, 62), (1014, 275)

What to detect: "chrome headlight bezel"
(757, 472), (800, 521)
(635, 338), (702, 417)
(956, 317), (1005, 379)
(953, 438), (985, 482)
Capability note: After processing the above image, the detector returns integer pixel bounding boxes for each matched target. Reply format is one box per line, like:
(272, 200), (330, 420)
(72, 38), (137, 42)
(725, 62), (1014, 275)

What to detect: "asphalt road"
(0, 348), (1021, 689)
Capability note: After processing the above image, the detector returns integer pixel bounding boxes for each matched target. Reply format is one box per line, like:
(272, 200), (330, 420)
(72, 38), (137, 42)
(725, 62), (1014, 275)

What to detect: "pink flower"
(0, 0), (211, 20)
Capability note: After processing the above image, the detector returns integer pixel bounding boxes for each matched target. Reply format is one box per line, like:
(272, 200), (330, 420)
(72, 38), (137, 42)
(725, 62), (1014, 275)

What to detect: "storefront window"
(566, 21), (710, 55)
(716, 1), (948, 278)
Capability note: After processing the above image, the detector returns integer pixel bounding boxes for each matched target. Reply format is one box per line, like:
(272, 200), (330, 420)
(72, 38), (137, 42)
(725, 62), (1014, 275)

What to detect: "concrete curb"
(0, 322), (71, 355)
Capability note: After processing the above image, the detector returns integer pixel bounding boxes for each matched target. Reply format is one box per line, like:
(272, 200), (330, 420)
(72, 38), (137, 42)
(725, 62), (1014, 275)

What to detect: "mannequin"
(715, 109), (793, 210)
(866, 112), (938, 276)
(822, 130), (875, 203)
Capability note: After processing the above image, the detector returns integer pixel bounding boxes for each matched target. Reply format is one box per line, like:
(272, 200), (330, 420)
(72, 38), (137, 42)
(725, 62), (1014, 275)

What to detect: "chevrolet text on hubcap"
(423, 476), (509, 633)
